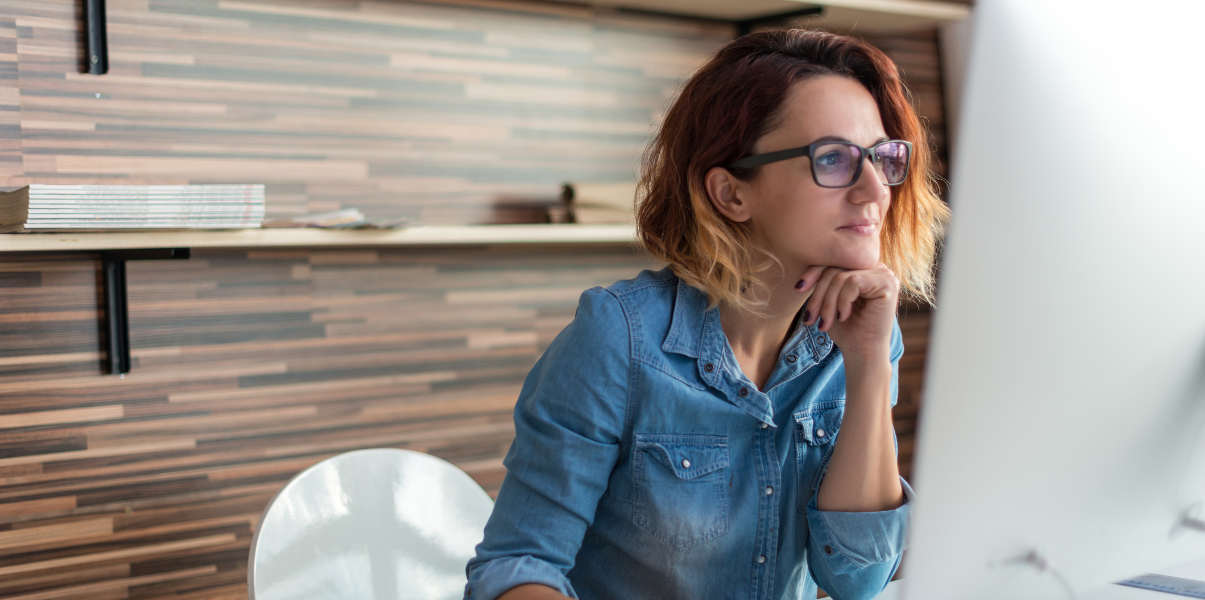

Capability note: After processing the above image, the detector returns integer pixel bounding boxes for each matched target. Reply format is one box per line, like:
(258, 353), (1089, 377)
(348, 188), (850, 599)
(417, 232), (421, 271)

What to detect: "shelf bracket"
(100, 248), (189, 375)
(85, 0), (108, 74)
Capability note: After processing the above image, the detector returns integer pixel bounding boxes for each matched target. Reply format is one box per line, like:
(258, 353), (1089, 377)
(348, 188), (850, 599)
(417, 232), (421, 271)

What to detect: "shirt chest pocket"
(794, 404), (844, 513)
(631, 433), (731, 550)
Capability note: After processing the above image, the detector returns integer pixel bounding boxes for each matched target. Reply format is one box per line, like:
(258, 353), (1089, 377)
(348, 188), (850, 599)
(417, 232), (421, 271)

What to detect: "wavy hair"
(636, 28), (951, 316)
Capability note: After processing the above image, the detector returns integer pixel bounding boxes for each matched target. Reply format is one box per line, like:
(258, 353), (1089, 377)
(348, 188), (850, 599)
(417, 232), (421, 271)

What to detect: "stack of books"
(562, 182), (637, 225)
(0, 184), (265, 232)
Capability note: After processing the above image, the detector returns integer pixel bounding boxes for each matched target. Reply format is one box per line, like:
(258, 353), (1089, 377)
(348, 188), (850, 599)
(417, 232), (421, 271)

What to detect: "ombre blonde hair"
(636, 29), (951, 317)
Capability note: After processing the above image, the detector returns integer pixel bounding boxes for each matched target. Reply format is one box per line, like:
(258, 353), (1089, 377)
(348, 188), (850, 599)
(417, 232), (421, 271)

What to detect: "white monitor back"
(901, 1), (1205, 598)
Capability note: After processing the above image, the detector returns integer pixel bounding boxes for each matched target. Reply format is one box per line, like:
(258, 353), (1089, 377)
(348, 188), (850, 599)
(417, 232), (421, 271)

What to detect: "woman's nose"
(850, 155), (890, 200)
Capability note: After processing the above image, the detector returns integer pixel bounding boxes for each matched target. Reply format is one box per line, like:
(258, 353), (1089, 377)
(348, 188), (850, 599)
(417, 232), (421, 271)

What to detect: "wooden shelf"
(598, 0), (970, 31)
(0, 224), (640, 253)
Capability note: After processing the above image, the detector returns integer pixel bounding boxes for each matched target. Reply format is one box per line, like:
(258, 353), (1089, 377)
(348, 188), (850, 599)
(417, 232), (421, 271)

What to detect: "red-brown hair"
(636, 29), (950, 314)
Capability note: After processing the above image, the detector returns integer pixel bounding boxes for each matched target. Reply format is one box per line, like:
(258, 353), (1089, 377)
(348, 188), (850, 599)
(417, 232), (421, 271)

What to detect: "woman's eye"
(816, 152), (844, 168)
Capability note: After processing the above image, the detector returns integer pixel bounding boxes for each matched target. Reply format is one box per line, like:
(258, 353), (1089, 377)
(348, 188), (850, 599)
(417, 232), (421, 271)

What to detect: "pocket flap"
(635, 435), (729, 480)
(794, 406), (842, 446)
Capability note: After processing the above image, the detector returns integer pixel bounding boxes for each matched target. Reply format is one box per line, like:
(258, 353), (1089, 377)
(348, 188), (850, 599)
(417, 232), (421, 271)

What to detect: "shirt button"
(704, 362), (715, 372)
(681, 458), (691, 468)
(757, 555), (767, 564)
(759, 422), (769, 430)
(785, 353), (798, 363)
(824, 545), (834, 555)
(816, 428), (826, 438)
(738, 387), (749, 397)
(765, 486), (774, 496)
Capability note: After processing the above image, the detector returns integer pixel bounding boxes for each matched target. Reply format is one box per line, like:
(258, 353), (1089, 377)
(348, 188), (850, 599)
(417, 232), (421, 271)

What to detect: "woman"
(465, 28), (950, 600)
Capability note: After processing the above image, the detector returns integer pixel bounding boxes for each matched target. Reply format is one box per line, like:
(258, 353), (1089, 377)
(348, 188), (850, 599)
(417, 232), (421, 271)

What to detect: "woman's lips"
(838, 224), (877, 235)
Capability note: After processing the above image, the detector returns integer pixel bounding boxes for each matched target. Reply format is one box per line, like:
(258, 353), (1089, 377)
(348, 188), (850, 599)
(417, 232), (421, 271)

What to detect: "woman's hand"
(796, 262), (899, 363)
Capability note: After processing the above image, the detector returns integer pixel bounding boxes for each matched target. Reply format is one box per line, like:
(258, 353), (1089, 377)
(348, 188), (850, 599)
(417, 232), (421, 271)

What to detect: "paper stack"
(0, 184), (265, 232)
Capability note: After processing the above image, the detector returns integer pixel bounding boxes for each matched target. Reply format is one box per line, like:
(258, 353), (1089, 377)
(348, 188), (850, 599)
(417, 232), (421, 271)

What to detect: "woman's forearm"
(496, 583), (573, 600)
(816, 353), (905, 512)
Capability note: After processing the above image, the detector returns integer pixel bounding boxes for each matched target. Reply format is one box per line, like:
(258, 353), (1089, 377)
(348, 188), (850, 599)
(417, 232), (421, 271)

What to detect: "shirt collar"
(661, 274), (833, 364)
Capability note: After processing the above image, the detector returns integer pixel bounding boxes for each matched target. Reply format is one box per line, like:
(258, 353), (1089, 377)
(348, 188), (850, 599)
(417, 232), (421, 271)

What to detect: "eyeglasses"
(728, 138), (913, 188)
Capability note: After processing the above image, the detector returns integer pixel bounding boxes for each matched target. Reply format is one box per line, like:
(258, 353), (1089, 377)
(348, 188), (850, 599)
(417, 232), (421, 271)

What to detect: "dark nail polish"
(794, 279), (806, 290)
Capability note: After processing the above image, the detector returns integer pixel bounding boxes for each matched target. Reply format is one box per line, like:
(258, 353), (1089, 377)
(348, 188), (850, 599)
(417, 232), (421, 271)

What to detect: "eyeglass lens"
(812, 141), (909, 187)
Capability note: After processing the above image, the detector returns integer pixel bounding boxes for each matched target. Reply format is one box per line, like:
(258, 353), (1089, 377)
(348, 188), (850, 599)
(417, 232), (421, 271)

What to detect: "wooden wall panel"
(0, 14), (19, 180)
(1, 0), (733, 224)
(0, 1), (948, 224)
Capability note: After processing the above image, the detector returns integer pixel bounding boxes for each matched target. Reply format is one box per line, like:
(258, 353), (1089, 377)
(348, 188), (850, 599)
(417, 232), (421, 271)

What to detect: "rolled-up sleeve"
(806, 476), (914, 598)
(806, 316), (912, 599)
(464, 287), (630, 600)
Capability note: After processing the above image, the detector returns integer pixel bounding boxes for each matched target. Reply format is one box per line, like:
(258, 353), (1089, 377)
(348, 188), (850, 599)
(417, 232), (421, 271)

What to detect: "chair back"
(249, 448), (494, 599)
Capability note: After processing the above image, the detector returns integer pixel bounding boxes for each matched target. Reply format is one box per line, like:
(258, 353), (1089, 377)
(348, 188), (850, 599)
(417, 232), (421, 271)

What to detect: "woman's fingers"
(795, 265), (826, 293)
(816, 270), (851, 332)
(803, 267), (841, 326)
(799, 265), (898, 330)
(835, 275), (862, 323)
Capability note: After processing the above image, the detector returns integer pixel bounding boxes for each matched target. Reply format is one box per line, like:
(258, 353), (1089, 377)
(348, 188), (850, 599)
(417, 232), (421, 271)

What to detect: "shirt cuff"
(465, 554), (578, 600)
(806, 475), (914, 574)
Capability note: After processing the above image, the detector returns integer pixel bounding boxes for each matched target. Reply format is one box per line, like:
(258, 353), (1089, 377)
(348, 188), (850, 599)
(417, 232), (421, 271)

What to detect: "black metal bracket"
(101, 248), (189, 375)
(85, 0), (108, 74)
(736, 6), (825, 36)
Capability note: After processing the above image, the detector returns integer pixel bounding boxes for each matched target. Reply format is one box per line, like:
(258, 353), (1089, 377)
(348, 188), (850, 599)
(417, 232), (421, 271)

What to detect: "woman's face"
(741, 75), (893, 272)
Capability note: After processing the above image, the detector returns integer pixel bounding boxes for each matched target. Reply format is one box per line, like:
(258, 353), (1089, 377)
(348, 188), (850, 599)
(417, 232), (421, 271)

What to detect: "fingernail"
(794, 279), (806, 290)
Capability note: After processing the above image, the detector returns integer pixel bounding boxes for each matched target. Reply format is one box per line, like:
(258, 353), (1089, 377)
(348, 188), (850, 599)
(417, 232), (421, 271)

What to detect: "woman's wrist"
(842, 345), (892, 371)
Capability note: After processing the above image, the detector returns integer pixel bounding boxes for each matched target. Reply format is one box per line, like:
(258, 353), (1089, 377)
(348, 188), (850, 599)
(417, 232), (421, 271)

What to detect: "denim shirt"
(465, 266), (913, 600)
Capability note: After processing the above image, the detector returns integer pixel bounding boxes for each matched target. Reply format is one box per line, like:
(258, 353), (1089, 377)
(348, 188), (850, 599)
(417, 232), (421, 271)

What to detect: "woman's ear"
(704, 166), (752, 223)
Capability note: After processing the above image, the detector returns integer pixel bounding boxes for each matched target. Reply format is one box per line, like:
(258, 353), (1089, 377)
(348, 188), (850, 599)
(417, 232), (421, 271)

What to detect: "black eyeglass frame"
(727, 139), (914, 189)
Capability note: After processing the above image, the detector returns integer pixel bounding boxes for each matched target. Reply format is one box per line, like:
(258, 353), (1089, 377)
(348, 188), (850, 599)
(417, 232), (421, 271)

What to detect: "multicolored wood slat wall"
(0, 0), (948, 597)
(1, 0), (734, 224)
(0, 0), (946, 222)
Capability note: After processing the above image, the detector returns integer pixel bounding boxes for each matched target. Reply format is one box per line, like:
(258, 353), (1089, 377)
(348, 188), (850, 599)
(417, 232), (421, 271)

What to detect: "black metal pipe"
(102, 254), (129, 374)
(100, 248), (189, 375)
(85, 0), (108, 74)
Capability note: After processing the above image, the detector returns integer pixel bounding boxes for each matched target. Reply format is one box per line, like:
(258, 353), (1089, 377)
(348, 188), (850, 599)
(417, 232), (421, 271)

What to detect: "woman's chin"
(829, 250), (880, 271)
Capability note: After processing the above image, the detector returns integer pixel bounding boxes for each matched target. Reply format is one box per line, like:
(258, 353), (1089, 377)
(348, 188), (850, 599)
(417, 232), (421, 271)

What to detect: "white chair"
(248, 448), (494, 600)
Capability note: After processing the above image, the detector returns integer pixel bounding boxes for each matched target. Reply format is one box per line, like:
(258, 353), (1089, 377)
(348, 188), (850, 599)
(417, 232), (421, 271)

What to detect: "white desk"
(877, 557), (1205, 599)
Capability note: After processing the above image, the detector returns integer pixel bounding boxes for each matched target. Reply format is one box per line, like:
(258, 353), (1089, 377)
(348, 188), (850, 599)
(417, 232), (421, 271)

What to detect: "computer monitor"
(899, 1), (1205, 598)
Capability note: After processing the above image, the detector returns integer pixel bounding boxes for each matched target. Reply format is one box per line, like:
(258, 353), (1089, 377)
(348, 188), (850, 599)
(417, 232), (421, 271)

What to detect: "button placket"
(753, 421), (781, 597)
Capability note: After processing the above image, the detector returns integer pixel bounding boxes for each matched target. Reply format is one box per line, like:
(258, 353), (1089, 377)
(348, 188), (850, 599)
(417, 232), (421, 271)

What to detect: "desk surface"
(878, 557), (1205, 599)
